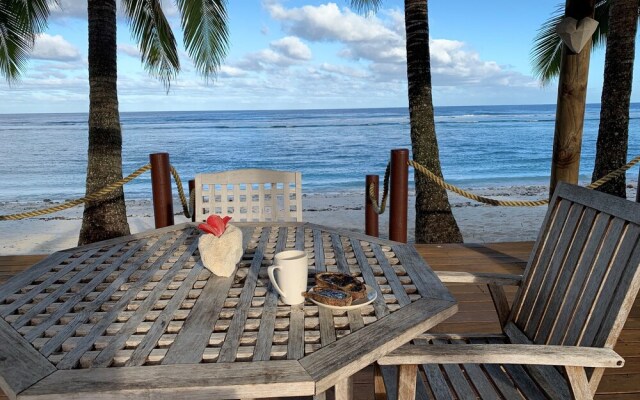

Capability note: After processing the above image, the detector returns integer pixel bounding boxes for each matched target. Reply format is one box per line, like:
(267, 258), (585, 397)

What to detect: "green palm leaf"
(15, 0), (51, 32)
(176, 0), (229, 79)
(0, 0), (53, 82)
(531, 1), (611, 84)
(122, 0), (179, 89)
(350, 0), (383, 13)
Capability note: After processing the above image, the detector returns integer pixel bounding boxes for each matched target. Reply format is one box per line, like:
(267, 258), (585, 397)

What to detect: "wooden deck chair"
(377, 182), (640, 400)
(194, 169), (302, 222)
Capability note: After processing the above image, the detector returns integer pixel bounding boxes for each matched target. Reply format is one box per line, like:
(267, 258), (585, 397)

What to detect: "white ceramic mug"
(268, 250), (308, 305)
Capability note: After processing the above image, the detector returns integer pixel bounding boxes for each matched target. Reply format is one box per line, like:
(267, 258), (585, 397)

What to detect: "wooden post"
(150, 153), (174, 228)
(549, 0), (596, 196)
(637, 168), (640, 203)
(188, 179), (196, 222)
(390, 149), (409, 243)
(365, 175), (380, 237)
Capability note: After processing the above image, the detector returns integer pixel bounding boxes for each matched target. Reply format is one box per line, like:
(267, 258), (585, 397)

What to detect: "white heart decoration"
(556, 17), (599, 53)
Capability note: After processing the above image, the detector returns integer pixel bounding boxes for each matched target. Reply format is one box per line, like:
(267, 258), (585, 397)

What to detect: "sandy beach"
(1, 183), (635, 255)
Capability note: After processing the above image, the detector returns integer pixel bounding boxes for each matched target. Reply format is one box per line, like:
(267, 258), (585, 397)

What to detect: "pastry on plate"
(316, 272), (367, 300)
(303, 287), (353, 307)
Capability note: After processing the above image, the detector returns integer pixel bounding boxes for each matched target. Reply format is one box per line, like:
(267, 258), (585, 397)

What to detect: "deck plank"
(2, 241), (639, 399)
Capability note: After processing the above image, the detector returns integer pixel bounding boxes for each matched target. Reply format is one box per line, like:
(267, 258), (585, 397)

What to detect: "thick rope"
(0, 163), (195, 221)
(368, 154), (640, 209)
(368, 163), (391, 214)
(409, 154), (640, 207)
(409, 160), (550, 207)
(170, 165), (191, 219)
(0, 164), (152, 220)
(586, 154), (640, 189)
(189, 189), (196, 221)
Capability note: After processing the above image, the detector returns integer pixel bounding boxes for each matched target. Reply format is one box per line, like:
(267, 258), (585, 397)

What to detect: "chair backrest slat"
(559, 217), (629, 346)
(544, 212), (613, 345)
(522, 202), (585, 339)
(582, 226), (640, 347)
(195, 169), (302, 222)
(531, 206), (597, 343)
(510, 199), (571, 327)
(509, 183), (640, 349)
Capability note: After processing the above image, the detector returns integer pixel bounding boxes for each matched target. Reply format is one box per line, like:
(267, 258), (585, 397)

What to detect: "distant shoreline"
(3, 102), (639, 116)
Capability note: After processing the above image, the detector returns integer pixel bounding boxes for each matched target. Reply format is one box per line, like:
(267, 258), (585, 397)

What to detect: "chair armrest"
(435, 271), (522, 286)
(378, 344), (624, 368)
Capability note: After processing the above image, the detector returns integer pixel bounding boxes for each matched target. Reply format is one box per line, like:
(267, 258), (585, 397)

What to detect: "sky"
(1, 0), (638, 113)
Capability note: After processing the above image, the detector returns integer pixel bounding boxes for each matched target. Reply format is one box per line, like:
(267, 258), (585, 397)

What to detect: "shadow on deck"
(1, 242), (638, 399)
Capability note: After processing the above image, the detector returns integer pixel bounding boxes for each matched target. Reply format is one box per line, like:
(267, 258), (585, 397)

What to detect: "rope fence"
(1, 152), (638, 221)
(0, 163), (192, 221)
(369, 154), (640, 212)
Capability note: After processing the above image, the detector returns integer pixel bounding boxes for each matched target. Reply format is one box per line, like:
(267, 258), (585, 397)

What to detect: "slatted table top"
(0, 222), (457, 399)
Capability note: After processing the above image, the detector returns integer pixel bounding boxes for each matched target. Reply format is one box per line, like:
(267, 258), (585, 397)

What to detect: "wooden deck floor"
(1, 242), (638, 399)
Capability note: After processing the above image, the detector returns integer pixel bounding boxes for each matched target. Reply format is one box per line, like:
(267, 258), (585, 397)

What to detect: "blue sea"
(0, 104), (639, 202)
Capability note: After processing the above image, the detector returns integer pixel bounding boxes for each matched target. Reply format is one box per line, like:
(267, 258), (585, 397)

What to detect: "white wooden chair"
(377, 182), (640, 400)
(194, 169), (302, 222)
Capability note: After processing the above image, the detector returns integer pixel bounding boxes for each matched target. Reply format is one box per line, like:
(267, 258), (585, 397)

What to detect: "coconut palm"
(0, 0), (53, 82)
(532, 0), (638, 198)
(1, 0), (229, 244)
(79, 0), (228, 244)
(591, 0), (638, 198)
(352, 0), (463, 243)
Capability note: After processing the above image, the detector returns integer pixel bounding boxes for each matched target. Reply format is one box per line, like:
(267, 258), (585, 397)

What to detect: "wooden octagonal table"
(0, 222), (457, 399)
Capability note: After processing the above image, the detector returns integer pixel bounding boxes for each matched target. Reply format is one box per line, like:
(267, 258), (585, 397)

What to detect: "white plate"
(308, 285), (377, 310)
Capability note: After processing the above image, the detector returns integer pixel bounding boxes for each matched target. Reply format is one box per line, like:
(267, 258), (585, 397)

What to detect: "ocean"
(0, 104), (639, 202)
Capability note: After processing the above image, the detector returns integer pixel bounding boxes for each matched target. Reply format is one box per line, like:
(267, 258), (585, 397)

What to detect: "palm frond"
(592, 0), (610, 48)
(122, 0), (179, 90)
(531, 0), (612, 84)
(349, 0), (383, 14)
(13, 0), (52, 33)
(531, 4), (566, 84)
(176, 0), (229, 79)
(0, 0), (54, 82)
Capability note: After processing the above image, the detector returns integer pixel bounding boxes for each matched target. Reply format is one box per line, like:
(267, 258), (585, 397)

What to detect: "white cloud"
(50, 0), (87, 19)
(267, 3), (394, 43)
(266, 2), (405, 72)
(118, 44), (140, 58)
(319, 63), (369, 78)
(267, 2), (537, 89)
(234, 36), (312, 71)
(219, 65), (247, 78)
(32, 34), (82, 62)
(270, 36), (311, 61)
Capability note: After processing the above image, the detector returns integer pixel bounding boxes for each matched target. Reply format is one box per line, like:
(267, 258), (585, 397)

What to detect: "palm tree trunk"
(404, 0), (462, 243)
(79, 0), (130, 245)
(591, 0), (638, 198)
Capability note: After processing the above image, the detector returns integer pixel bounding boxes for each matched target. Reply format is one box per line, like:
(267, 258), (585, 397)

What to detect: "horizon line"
(0, 102), (634, 116)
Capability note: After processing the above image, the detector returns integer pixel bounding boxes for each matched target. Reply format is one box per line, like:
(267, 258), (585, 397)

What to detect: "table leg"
(334, 375), (354, 400)
(374, 363), (387, 400)
(397, 364), (418, 400)
(313, 392), (326, 400)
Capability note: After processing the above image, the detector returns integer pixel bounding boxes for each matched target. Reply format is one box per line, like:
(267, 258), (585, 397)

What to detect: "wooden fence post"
(189, 179), (196, 222)
(549, 0), (596, 196)
(637, 168), (640, 203)
(365, 175), (379, 237)
(389, 149), (409, 243)
(150, 153), (174, 228)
